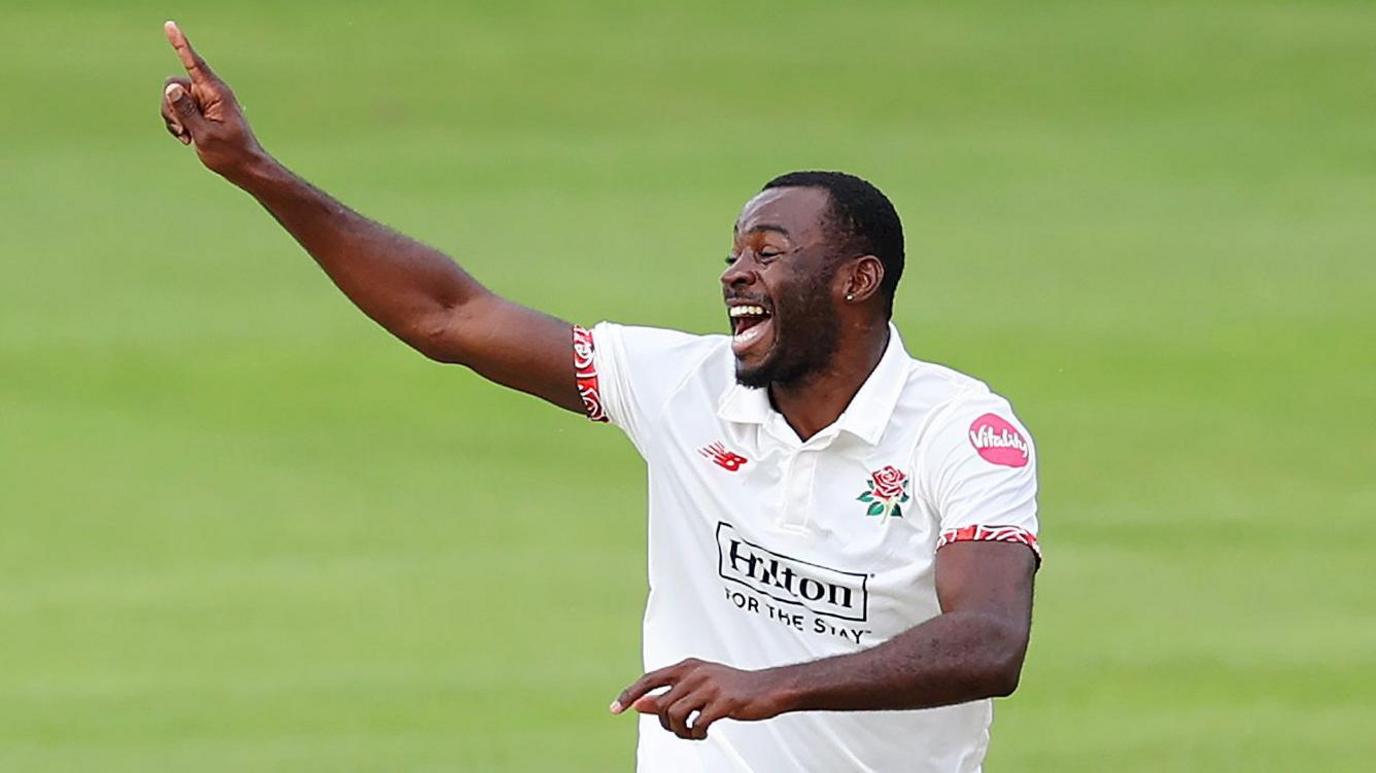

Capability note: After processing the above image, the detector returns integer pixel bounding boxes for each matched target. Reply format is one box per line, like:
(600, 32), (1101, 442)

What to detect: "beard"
(735, 276), (842, 389)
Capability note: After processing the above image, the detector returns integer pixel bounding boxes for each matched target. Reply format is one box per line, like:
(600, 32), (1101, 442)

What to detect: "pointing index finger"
(164, 21), (216, 82)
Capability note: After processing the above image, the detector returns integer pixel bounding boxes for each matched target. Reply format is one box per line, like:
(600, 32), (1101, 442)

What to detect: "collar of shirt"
(714, 323), (911, 447)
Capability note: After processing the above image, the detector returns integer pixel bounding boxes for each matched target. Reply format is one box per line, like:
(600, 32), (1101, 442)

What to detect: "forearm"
(159, 23), (584, 411)
(230, 153), (488, 360)
(768, 610), (1028, 713)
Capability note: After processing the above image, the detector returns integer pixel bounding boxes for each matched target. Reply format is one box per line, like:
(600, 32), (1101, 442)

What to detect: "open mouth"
(728, 304), (773, 356)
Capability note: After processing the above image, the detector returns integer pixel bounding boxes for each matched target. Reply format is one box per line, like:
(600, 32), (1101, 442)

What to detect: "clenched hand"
(160, 21), (265, 180)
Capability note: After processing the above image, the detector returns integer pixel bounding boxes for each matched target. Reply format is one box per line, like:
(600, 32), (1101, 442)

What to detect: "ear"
(840, 255), (885, 304)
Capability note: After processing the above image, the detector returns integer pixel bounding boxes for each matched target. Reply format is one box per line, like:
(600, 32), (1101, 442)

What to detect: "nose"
(720, 254), (756, 291)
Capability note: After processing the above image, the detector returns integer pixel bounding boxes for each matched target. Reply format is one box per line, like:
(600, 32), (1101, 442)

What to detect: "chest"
(643, 410), (949, 647)
(649, 407), (938, 573)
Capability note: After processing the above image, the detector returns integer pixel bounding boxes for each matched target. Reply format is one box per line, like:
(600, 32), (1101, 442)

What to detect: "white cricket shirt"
(573, 322), (1040, 773)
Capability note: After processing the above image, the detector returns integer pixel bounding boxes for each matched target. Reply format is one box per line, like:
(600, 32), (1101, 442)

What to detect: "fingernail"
(609, 700), (622, 714)
(165, 83), (184, 100)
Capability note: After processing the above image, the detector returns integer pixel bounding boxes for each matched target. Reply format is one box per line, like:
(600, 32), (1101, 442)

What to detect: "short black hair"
(762, 171), (905, 312)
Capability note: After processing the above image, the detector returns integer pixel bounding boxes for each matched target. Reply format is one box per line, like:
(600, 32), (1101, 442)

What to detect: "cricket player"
(159, 21), (1041, 772)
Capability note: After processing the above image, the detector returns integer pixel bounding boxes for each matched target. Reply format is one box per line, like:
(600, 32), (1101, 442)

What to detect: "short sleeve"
(574, 322), (718, 454)
(920, 393), (1042, 563)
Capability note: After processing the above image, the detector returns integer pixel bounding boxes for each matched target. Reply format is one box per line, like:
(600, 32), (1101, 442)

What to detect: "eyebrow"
(733, 223), (792, 238)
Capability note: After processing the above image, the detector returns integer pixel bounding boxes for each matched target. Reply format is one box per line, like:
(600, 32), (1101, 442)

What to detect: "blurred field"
(2, 1), (1374, 770)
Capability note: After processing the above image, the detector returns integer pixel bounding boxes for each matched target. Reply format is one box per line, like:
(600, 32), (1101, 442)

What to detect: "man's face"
(721, 186), (845, 389)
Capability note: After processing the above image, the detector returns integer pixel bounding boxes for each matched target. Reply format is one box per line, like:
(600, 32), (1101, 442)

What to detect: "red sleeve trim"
(573, 325), (608, 423)
(937, 524), (1041, 561)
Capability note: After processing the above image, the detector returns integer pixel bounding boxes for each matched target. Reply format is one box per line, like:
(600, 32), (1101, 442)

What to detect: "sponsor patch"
(968, 413), (1029, 468)
(716, 522), (869, 622)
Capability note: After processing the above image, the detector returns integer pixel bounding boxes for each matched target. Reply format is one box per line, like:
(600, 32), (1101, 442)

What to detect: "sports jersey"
(574, 322), (1040, 773)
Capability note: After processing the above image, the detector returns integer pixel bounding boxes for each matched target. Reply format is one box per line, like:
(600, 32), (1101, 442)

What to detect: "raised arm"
(613, 542), (1036, 739)
(158, 21), (582, 414)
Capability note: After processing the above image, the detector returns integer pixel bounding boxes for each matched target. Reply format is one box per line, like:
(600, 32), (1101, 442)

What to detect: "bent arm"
(772, 541), (1036, 712)
(615, 541), (1037, 740)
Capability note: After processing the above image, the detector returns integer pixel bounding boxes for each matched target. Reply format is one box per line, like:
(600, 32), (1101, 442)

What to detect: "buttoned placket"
(716, 325), (907, 535)
(767, 414), (844, 534)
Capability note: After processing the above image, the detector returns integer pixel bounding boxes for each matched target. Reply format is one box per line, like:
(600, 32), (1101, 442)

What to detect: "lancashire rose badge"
(857, 465), (910, 518)
(968, 414), (1029, 468)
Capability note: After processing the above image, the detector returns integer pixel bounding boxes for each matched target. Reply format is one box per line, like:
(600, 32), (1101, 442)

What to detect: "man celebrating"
(160, 21), (1041, 772)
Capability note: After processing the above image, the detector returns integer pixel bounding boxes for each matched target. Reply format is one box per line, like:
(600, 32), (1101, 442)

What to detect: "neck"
(768, 319), (890, 441)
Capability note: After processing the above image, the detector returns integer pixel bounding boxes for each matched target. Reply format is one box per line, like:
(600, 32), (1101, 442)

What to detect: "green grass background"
(2, 1), (1374, 770)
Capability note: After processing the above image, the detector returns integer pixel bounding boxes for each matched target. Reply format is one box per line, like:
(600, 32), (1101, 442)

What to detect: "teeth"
(728, 305), (767, 318)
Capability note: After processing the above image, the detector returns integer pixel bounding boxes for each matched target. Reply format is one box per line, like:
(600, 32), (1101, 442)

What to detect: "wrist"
(223, 146), (281, 192)
(758, 664), (810, 716)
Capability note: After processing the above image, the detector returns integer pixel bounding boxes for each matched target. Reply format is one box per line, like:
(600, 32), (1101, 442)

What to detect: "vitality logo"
(968, 413), (1030, 468)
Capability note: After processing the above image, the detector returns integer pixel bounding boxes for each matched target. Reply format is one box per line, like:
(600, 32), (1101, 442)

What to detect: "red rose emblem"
(858, 465), (911, 518)
(871, 466), (906, 500)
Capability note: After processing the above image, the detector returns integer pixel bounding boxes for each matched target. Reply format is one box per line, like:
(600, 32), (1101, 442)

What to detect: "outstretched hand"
(160, 21), (265, 179)
(611, 658), (792, 741)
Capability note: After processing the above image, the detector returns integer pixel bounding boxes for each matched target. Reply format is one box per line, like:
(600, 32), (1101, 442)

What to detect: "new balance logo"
(699, 442), (748, 472)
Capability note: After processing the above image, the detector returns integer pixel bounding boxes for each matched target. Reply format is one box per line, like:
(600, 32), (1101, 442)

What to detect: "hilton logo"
(715, 522), (869, 622)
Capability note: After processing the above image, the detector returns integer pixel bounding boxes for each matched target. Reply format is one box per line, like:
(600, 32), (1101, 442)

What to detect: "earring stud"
(846, 293), (854, 301)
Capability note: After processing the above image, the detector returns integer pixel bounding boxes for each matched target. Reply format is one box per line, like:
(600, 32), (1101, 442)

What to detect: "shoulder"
(590, 322), (730, 375)
(891, 354), (1001, 425)
(586, 322), (736, 414)
(895, 355), (1034, 464)
(592, 322), (724, 356)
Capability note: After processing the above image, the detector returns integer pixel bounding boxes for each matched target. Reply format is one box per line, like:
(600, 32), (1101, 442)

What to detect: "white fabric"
(586, 322), (1040, 773)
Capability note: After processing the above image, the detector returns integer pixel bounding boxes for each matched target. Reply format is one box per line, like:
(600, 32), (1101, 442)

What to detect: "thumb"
(164, 83), (206, 135)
